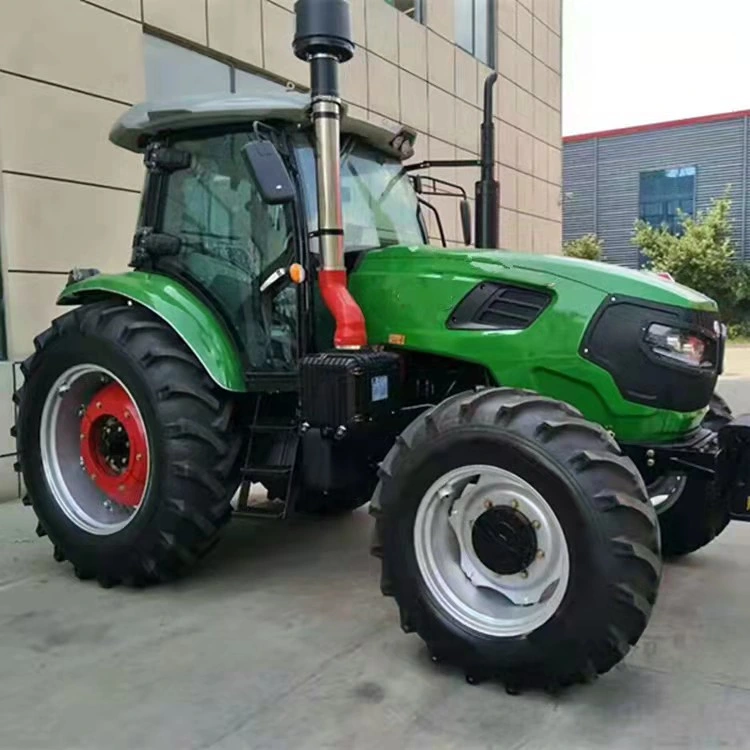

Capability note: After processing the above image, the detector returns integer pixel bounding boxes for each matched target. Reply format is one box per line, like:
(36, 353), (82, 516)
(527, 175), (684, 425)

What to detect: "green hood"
(358, 246), (717, 312)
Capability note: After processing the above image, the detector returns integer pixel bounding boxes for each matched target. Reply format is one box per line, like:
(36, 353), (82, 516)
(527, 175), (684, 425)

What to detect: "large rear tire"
(15, 301), (242, 587)
(371, 388), (661, 689)
(648, 393), (732, 557)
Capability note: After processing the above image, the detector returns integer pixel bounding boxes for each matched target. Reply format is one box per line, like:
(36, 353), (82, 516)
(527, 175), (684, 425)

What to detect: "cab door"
(153, 131), (299, 373)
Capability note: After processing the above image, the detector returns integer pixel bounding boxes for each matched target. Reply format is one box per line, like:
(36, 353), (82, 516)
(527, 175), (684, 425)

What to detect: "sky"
(562, 0), (750, 137)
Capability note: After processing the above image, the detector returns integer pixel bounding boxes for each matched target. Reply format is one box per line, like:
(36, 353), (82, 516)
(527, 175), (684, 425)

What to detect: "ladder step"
(249, 423), (297, 435)
(242, 465), (292, 479)
(235, 498), (287, 519)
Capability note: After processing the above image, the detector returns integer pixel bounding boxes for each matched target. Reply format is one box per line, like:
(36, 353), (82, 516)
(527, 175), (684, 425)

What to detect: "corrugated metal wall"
(563, 116), (749, 266)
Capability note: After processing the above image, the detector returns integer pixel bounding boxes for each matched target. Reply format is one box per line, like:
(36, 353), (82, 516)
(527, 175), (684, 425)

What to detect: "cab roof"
(109, 92), (416, 161)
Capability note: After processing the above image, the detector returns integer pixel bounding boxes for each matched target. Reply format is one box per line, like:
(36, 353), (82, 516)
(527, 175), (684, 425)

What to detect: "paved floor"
(1, 382), (750, 750)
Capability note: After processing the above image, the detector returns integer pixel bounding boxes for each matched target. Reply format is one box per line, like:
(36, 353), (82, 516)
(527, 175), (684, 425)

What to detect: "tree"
(632, 193), (740, 314)
(562, 233), (604, 261)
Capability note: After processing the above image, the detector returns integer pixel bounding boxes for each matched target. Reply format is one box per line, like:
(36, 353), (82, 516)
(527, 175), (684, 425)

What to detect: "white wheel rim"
(39, 364), (150, 536)
(648, 474), (687, 512)
(413, 464), (570, 638)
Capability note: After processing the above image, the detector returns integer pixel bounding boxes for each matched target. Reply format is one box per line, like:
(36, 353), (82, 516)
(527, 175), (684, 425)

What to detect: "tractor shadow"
(184, 503), (377, 590)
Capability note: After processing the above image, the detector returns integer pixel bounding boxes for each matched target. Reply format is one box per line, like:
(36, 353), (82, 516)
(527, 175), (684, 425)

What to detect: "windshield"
(295, 138), (426, 253)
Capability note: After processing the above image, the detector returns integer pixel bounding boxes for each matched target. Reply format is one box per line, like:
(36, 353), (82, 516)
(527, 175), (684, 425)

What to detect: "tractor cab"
(111, 93), (431, 376)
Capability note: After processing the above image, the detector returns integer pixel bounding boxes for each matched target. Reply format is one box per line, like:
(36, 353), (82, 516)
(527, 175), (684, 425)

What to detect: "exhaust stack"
(294, 0), (367, 350)
(475, 73), (500, 249)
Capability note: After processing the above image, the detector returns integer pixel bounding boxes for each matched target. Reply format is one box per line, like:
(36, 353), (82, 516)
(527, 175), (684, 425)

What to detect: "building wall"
(0, 0), (562, 498)
(563, 116), (749, 266)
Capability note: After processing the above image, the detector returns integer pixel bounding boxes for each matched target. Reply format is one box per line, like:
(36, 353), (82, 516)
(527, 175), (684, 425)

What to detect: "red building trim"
(563, 109), (750, 144)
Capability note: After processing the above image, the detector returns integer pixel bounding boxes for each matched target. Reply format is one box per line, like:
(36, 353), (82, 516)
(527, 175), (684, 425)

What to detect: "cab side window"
(160, 133), (297, 371)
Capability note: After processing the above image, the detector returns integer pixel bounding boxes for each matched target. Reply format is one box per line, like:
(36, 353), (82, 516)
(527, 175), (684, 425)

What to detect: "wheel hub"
(80, 382), (148, 508)
(414, 465), (570, 638)
(472, 506), (538, 575)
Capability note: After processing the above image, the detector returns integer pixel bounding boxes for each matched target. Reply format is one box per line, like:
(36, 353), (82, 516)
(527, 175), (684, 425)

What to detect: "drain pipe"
(294, 0), (367, 349)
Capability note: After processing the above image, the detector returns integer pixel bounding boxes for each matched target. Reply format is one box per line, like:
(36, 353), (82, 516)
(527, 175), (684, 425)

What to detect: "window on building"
(455, 0), (495, 66)
(638, 166), (697, 234)
(386, 0), (425, 23)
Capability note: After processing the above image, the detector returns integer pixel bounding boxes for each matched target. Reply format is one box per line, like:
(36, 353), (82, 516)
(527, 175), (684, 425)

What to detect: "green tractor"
(14, 0), (750, 689)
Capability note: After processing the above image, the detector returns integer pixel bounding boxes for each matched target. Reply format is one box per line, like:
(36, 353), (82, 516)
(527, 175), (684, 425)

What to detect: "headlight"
(644, 323), (714, 368)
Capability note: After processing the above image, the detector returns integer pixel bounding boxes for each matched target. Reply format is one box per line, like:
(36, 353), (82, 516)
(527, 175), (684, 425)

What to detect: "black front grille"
(448, 283), (552, 331)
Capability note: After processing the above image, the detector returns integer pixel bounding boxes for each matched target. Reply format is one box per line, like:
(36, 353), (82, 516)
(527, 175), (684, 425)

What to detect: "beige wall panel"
(207, 0), (263, 68)
(497, 120), (517, 168)
(427, 31), (455, 94)
(517, 129), (534, 174)
(6, 273), (69, 359)
(365, 0), (399, 62)
(548, 145), (562, 185)
(500, 208), (518, 249)
(455, 102), (479, 154)
(0, 456), (20, 500)
(367, 54), (400, 121)
(350, 0), (366, 45)
(497, 32), (516, 84)
(533, 137), (548, 181)
(533, 17), (548, 67)
(516, 4), (533, 51)
(398, 13), (427, 79)
(0, 363), (16, 456)
(85, 0), (142, 21)
(498, 0), (516, 39)
(143, 0), (207, 45)
(548, 31), (561, 72)
(427, 86), (456, 144)
(2, 174), (139, 273)
(515, 45), (533, 93)
(517, 172), (534, 215)
(262, 2), (309, 87)
(454, 49), (478, 106)
(400, 70), (429, 133)
(517, 212), (533, 253)
(496, 75), (517, 126)
(0, 75), (143, 190)
(499, 165), (518, 210)
(516, 86), (533, 135)
(426, 0), (455, 42)
(341, 50), (369, 109)
(0, 0), (144, 103)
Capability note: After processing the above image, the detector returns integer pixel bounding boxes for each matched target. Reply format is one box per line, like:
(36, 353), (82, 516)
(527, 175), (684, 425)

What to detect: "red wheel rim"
(79, 382), (149, 508)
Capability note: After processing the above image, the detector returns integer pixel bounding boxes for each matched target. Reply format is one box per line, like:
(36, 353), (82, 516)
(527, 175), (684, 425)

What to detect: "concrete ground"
(1, 378), (750, 749)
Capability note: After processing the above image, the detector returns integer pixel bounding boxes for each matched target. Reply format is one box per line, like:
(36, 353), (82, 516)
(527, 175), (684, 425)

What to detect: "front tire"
(371, 388), (661, 688)
(15, 301), (242, 587)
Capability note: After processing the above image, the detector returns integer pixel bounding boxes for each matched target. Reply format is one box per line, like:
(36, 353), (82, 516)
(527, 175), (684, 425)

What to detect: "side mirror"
(242, 141), (296, 205)
(410, 175), (423, 194)
(460, 198), (472, 246)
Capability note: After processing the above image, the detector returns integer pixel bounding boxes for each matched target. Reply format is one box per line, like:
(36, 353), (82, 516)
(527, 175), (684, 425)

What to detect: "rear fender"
(58, 271), (246, 392)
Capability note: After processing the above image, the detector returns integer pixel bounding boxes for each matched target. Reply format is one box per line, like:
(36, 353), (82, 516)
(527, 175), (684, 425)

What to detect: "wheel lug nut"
(532, 520), (541, 530)
(90, 473), (97, 481)
(80, 433), (85, 441)
(118, 484), (125, 492)
(537, 550), (545, 559)
(96, 402), (102, 409)
(484, 499), (493, 510)
(511, 500), (519, 510)
(136, 453), (142, 461)
(520, 570), (529, 579)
